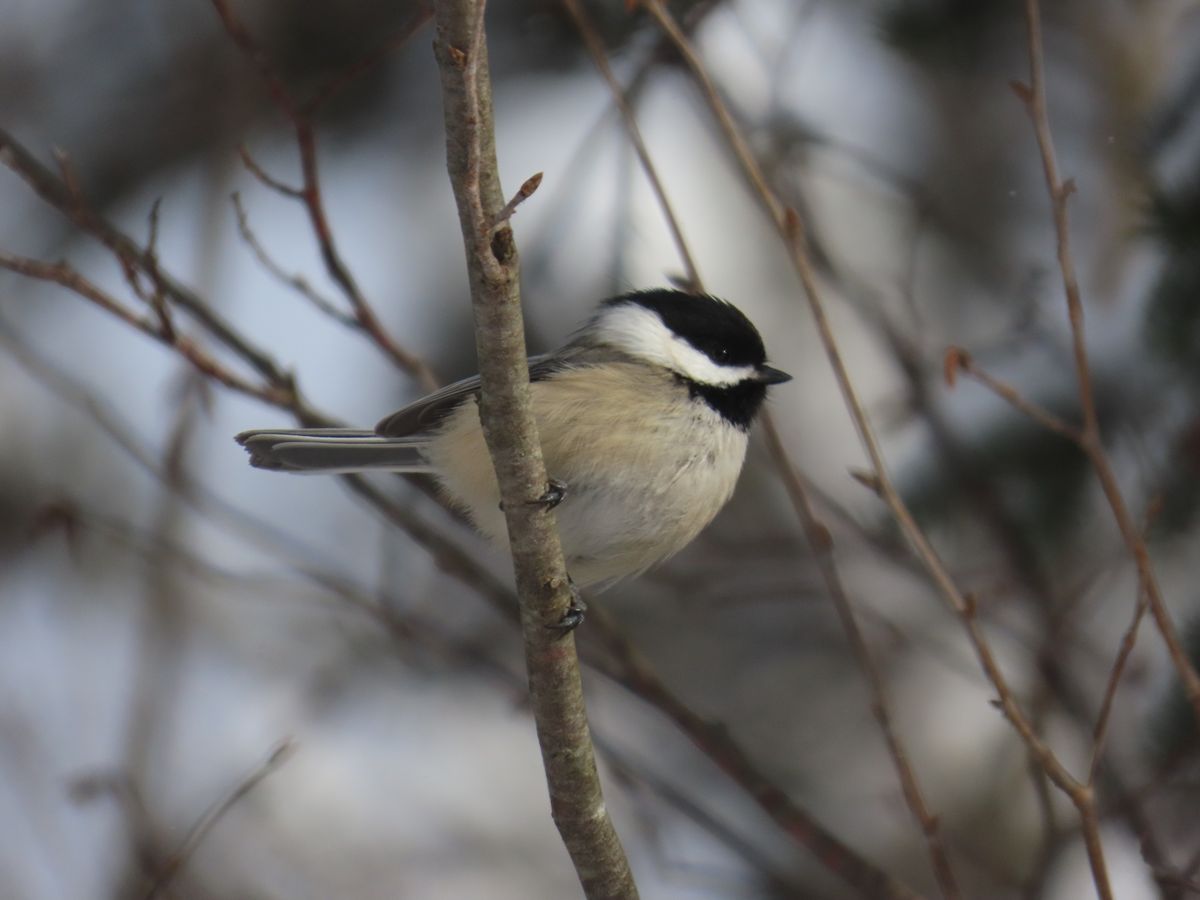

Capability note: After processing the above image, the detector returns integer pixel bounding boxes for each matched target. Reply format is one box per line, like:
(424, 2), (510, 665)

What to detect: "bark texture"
(431, 3), (639, 897)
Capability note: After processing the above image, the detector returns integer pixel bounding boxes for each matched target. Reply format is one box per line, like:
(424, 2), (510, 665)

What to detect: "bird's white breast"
(424, 363), (749, 588)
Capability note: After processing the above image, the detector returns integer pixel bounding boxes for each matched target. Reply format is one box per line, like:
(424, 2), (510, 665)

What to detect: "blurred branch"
(1014, 0), (1200, 727)
(0, 128), (291, 386)
(431, 2), (638, 897)
(209, 0), (440, 391)
(231, 191), (357, 327)
(761, 416), (961, 900)
(587, 604), (927, 900)
(144, 739), (296, 899)
(636, 1), (1121, 897)
(561, 0), (701, 292)
(0, 251), (286, 405)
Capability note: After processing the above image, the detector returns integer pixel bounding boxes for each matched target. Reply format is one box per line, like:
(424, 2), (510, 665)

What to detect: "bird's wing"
(374, 353), (569, 437)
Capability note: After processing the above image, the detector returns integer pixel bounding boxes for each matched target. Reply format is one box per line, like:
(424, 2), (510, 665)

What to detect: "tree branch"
(430, 2), (638, 897)
(639, 2), (1117, 896)
(1016, 0), (1200, 726)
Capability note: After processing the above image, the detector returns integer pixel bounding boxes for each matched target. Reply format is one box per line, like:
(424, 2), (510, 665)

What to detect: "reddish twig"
(210, 0), (439, 391)
(494, 171), (544, 226)
(0, 252), (288, 407)
(587, 605), (925, 900)
(942, 345), (1162, 789)
(236, 145), (303, 198)
(944, 346), (1081, 444)
(0, 128), (293, 388)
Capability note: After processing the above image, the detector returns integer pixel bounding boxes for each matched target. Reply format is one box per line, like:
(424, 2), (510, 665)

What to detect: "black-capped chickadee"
(237, 289), (790, 619)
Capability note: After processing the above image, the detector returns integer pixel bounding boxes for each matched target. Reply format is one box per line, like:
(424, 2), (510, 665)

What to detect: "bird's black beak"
(755, 365), (792, 385)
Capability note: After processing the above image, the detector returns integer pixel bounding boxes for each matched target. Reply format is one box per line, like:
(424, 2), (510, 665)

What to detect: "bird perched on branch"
(237, 289), (790, 628)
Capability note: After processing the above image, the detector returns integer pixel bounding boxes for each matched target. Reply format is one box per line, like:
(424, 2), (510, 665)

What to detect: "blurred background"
(2, 0), (1199, 897)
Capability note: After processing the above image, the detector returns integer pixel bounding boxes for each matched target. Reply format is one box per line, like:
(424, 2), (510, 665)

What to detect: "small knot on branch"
(490, 225), (516, 265)
(849, 468), (882, 495)
(1009, 80), (1033, 105)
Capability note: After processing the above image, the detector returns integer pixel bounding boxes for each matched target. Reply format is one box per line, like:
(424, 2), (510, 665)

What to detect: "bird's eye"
(714, 347), (731, 362)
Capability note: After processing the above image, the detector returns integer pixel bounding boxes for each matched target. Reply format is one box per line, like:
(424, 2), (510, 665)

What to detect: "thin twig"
(945, 346), (1081, 444)
(210, 0), (440, 391)
(144, 739), (295, 899)
(1016, 0), (1200, 726)
(639, 2), (1117, 897)
(0, 251), (287, 406)
(431, 2), (638, 897)
(231, 191), (357, 327)
(494, 171), (544, 225)
(1088, 587), (1150, 785)
(0, 130), (293, 387)
(586, 605), (924, 900)
(237, 145), (304, 197)
(560, 0), (702, 291)
(762, 416), (961, 900)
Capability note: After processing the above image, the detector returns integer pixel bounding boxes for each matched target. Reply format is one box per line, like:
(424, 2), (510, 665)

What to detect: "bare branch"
(945, 346), (1081, 444)
(210, 0), (440, 391)
(561, 0), (702, 292)
(639, 2), (1117, 896)
(1018, 0), (1200, 727)
(237, 145), (304, 198)
(144, 739), (296, 899)
(0, 251), (287, 406)
(431, 2), (638, 897)
(231, 191), (357, 327)
(0, 128), (293, 388)
(762, 415), (961, 900)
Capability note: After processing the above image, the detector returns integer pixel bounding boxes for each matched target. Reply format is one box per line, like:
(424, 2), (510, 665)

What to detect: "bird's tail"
(236, 428), (431, 474)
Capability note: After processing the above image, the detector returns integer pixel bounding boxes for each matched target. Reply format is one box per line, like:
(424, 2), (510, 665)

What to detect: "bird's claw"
(499, 479), (567, 513)
(546, 579), (587, 634)
(534, 478), (567, 510)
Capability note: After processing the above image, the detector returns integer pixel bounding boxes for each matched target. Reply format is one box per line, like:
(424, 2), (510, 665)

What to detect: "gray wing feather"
(374, 352), (574, 437)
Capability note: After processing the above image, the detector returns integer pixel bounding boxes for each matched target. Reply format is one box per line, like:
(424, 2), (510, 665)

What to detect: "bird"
(237, 288), (790, 627)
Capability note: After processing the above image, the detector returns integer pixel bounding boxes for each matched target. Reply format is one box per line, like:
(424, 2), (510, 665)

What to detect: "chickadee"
(237, 289), (790, 622)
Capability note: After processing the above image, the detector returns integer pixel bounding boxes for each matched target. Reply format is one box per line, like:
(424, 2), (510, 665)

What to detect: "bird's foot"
(499, 479), (567, 513)
(534, 478), (567, 510)
(546, 579), (587, 634)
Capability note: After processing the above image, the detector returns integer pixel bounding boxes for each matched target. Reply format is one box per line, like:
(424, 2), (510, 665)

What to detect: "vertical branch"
(1017, 0), (1200, 724)
(430, 2), (639, 898)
